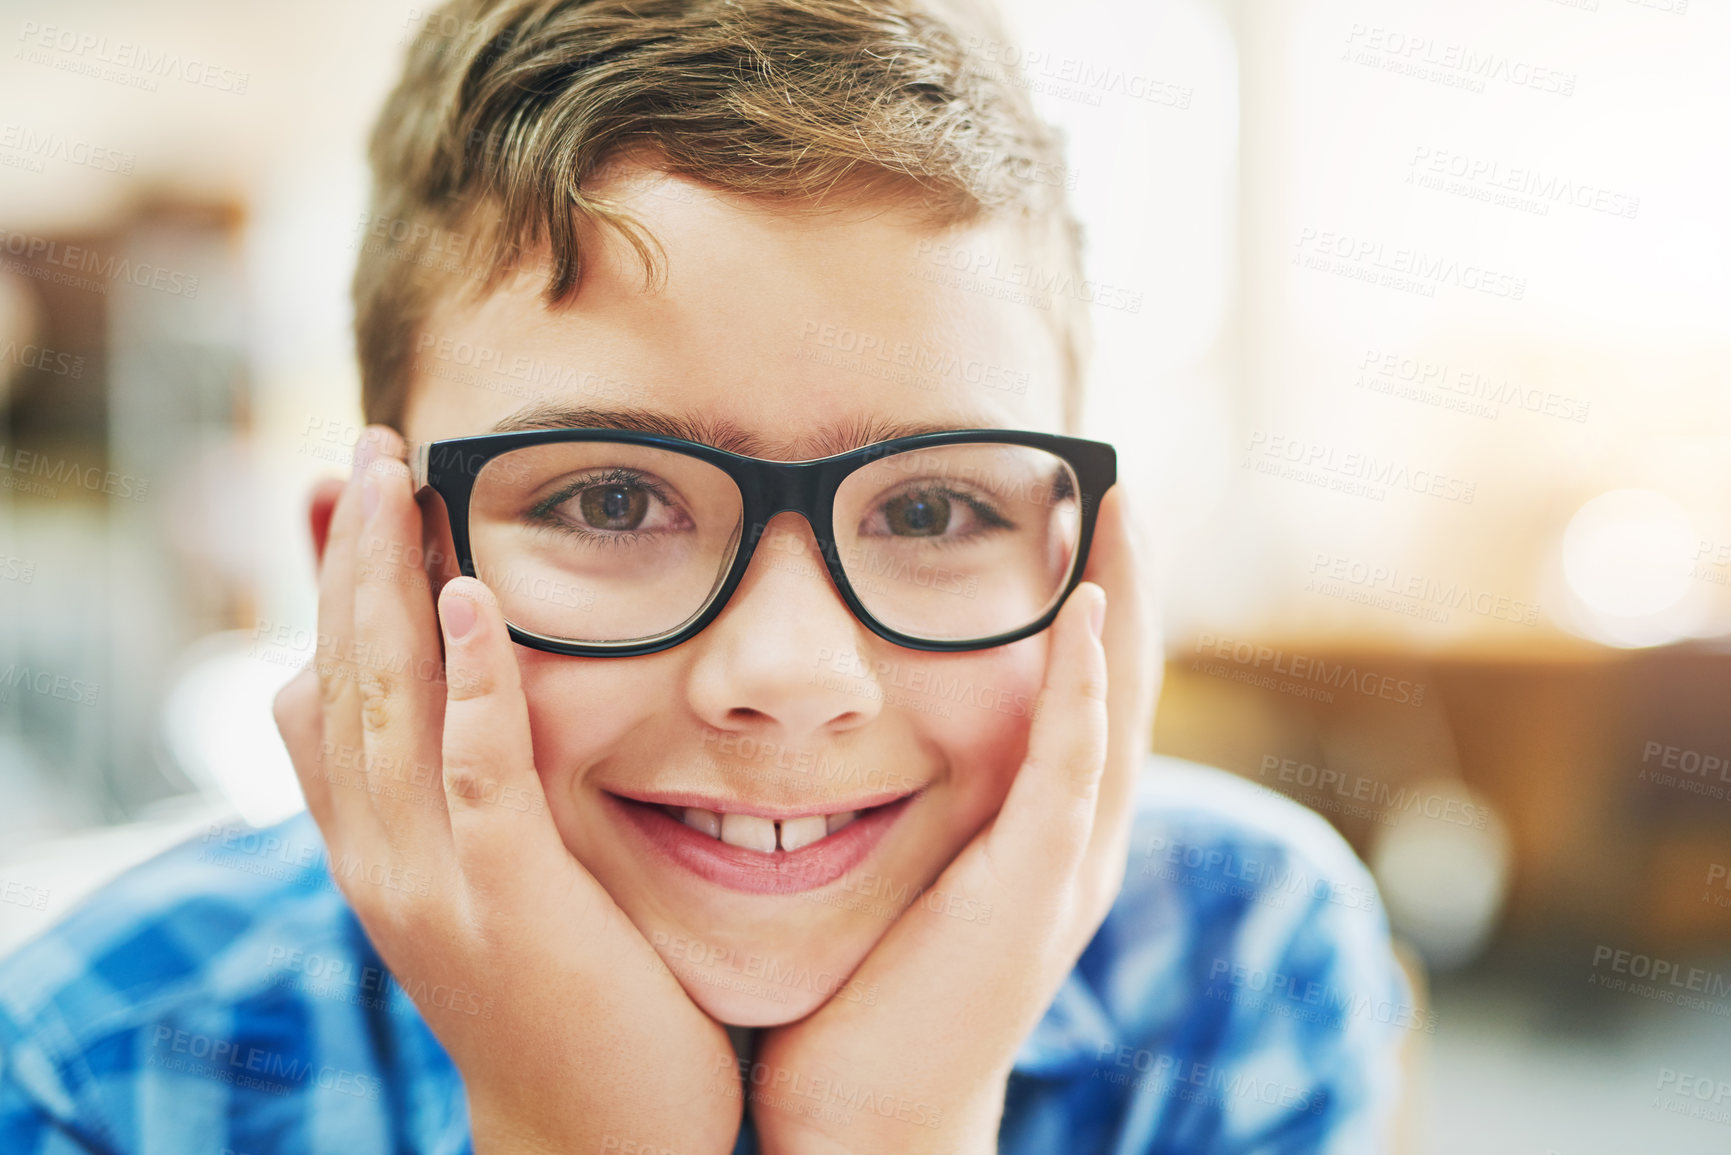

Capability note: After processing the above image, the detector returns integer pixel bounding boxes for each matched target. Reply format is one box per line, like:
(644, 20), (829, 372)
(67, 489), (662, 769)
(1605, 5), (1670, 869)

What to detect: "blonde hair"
(355, 0), (1091, 430)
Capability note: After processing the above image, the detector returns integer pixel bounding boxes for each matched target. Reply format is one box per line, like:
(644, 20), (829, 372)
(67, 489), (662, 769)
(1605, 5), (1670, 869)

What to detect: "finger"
(312, 427), (389, 846)
(979, 579), (1110, 899)
(437, 577), (567, 904)
(1079, 485), (1158, 894)
(351, 429), (449, 855)
(274, 665), (334, 831)
(805, 583), (1109, 1066)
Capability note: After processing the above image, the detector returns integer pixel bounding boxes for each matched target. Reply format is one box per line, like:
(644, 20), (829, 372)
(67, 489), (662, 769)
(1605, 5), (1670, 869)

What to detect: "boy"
(0, 0), (1410, 1152)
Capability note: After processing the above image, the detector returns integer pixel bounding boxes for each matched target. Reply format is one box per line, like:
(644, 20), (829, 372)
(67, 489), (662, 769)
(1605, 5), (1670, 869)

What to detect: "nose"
(683, 512), (882, 739)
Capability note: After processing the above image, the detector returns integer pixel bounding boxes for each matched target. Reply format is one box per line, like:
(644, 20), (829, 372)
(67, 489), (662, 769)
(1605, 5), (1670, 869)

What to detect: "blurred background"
(1, 0), (1727, 1150)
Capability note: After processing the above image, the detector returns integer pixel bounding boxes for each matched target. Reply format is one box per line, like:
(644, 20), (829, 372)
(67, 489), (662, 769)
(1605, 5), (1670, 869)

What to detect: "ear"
(307, 478), (348, 570)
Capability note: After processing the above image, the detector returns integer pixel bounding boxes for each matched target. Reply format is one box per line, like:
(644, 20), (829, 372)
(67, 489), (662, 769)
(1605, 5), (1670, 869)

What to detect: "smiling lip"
(605, 790), (916, 895)
(605, 787), (915, 821)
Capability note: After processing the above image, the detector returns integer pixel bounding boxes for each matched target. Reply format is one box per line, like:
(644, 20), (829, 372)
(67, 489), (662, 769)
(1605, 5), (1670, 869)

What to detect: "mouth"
(604, 788), (918, 895)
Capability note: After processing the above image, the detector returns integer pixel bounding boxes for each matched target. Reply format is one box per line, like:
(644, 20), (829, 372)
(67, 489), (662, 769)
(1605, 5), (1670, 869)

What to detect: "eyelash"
(519, 471), (1019, 546)
(524, 468), (683, 544)
(864, 482), (1017, 543)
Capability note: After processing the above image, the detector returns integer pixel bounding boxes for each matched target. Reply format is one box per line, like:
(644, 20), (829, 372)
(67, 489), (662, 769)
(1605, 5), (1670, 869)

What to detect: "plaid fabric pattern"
(1, 755), (1409, 1154)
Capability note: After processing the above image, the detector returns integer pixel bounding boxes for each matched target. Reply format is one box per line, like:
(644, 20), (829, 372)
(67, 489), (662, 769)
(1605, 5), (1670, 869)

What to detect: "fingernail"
(361, 475), (380, 521)
(1088, 588), (1106, 641)
(443, 593), (477, 641)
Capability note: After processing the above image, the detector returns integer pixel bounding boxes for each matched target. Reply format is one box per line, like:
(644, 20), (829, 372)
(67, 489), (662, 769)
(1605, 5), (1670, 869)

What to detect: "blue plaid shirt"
(0, 756), (1411, 1153)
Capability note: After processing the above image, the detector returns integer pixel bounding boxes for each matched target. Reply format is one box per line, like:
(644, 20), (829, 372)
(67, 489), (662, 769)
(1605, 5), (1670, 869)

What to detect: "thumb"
(436, 577), (563, 900)
(981, 580), (1110, 890)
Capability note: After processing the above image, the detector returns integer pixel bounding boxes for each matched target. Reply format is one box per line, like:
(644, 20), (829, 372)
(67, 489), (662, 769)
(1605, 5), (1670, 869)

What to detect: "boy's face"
(399, 162), (1069, 1026)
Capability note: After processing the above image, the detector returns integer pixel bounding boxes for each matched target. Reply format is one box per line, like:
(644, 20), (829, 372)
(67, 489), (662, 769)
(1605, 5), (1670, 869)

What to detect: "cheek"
(915, 636), (1050, 820)
(515, 652), (670, 791)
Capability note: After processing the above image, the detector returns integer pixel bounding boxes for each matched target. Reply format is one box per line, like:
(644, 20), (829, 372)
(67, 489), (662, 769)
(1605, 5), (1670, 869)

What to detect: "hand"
(273, 426), (744, 1155)
(748, 486), (1158, 1154)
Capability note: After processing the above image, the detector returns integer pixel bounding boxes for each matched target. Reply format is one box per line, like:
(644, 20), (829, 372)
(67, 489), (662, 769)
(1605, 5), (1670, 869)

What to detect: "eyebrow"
(488, 403), (1010, 459)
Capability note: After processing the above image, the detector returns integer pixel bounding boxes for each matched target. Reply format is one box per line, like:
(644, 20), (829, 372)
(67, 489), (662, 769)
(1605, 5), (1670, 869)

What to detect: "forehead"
(401, 162), (1067, 456)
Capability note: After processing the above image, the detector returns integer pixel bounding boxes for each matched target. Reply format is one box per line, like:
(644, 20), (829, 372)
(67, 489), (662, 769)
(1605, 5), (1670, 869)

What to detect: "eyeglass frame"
(410, 427), (1117, 657)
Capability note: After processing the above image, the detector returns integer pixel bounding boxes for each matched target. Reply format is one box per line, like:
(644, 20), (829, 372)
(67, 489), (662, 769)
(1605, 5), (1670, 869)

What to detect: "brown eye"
(883, 489), (951, 536)
(578, 484), (649, 530)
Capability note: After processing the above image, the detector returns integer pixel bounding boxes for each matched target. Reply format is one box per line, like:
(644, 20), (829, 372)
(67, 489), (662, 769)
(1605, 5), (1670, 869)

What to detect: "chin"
(646, 924), (881, 1028)
(684, 976), (830, 1028)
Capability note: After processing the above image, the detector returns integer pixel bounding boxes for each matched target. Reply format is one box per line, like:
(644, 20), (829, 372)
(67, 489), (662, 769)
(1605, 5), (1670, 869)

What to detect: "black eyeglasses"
(410, 427), (1115, 656)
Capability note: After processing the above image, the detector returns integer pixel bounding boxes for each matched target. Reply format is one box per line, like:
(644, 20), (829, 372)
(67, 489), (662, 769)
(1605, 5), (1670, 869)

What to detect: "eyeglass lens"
(464, 440), (1083, 645)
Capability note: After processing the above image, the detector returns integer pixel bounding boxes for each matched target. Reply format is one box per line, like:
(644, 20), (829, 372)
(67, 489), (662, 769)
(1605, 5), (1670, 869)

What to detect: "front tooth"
(779, 815), (828, 852)
(826, 811), (857, 835)
(682, 808), (722, 839)
(719, 812), (777, 852)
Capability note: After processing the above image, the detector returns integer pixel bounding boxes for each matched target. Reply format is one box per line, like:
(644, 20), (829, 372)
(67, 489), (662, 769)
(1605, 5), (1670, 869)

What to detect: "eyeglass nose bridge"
(753, 457), (826, 514)
(737, 458), (843, 565)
